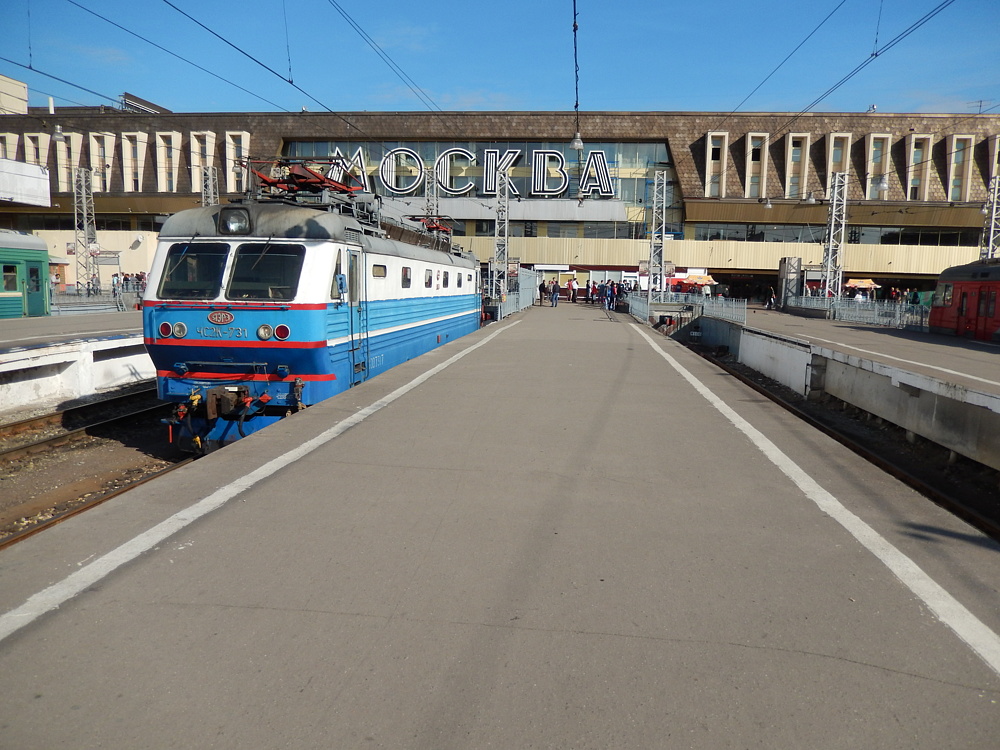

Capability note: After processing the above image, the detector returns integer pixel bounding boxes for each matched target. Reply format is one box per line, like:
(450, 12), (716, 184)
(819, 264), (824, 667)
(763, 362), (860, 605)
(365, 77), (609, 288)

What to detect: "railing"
(496, 268), (542, 320)
(786, 296), (930, 331)
(628, 293), (649, 322)
(628, 292), (747, 325)
(52, 291), (141, 315)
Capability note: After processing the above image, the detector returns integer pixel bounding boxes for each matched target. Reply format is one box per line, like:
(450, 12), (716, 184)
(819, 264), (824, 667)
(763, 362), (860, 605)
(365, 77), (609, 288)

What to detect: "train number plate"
(196, 326), (248, 339)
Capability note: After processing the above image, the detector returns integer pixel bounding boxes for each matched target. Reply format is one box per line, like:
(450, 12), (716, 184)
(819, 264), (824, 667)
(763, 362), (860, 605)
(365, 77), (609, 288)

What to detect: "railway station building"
(1, 75), (998, 299)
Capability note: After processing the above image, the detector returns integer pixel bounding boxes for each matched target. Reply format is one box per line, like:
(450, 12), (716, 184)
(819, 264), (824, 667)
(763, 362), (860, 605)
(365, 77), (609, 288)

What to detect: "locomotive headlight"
(274, 324), (291, 341)
(159, 321), (173, 337)
(257, 324), (274, 340)
(218, 206), (251, 235)
(172, 321), (188, 338)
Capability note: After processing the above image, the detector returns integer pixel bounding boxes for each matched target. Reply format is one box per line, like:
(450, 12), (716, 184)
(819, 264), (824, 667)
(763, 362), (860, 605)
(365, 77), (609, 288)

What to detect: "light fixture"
(570, 132), (584, 151)
(758, 197), (773, 209)
(218, 206), (251, 234)
(804, 191), (817, 205)
(53, 125), (65, 143)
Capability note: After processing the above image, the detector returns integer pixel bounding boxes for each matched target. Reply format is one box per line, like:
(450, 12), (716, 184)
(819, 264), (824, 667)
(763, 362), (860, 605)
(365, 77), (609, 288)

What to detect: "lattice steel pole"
(647, 170), (666, 304)
(201, 165), (219, 206)
(73, 167), (97, 294)
(494, 169), (510, 307)
(822, 172), (848, 300)
(980, 175), (1000, 260)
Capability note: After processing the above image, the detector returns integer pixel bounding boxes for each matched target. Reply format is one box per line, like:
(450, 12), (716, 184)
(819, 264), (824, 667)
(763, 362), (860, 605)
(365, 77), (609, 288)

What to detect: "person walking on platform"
(538, 279), (546, 306)
(550, 279), (561, 307)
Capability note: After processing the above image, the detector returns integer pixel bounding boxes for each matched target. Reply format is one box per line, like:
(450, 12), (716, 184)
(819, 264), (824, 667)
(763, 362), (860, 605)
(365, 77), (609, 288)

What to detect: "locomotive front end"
(143, 203), (343, 452)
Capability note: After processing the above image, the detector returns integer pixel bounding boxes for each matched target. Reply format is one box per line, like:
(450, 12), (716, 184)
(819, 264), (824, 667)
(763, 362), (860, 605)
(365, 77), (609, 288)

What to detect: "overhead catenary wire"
(717, 0), (962, 190)
(66, 0), (290, 112)
(324, 0), (445, 114)
(712, 0), (847, 133)
(0, 54), (119, 107)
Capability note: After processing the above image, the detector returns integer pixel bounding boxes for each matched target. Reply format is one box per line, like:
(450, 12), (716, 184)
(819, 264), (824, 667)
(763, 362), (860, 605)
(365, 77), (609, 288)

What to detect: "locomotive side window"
(226, 243), (305, 301)
(331, 249), (343, 300)
(372, 264), (387, 278)
(348, 252), (360, 304)
(401, 266), (412, 288)
(457, 271), (462, 288)
(987, 290), (997, 319)
(158, 242), (229, 299)
(442, 271), (449, 288)
(424, 269), (433, 288)
(931, 282), (953, 307)
(2, 264), (17, 292)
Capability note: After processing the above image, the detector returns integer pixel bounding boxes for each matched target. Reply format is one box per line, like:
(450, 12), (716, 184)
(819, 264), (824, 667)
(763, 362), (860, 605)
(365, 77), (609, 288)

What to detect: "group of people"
(110, 272), (147, 296)
(537, 278), (639, 309)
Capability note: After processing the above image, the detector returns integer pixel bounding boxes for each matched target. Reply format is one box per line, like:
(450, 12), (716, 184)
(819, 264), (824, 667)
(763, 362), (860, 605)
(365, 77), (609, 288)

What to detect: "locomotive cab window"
(931, 283), (953, 307)
(158, 242), (229, 299)
(372, 264), (387, 278)
(2, 265), (17, 292)
(226, 243), (306, 301)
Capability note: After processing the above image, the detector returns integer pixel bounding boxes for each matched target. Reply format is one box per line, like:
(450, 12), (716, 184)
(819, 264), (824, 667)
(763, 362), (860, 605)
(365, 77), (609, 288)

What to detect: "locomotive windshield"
(226, 243), (306, 301)
(158, 242), (229, 299)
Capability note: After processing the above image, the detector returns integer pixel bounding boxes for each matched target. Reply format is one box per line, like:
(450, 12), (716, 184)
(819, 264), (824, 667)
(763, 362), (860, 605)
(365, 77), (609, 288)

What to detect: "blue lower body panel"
(154, 300), (481, 452)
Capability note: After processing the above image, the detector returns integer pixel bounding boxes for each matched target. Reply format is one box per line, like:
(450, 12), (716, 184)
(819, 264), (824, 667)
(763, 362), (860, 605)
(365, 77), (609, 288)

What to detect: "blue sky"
(3, 0), (998, 116)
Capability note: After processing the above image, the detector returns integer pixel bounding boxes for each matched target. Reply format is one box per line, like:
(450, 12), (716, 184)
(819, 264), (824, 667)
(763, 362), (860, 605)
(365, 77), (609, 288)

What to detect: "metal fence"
(652, 291), (747, 323)
(786, 296), (930, 331)
(52, 291), (138, 315)
(627, 292), (747, 325)
(497, 268), (542, 320)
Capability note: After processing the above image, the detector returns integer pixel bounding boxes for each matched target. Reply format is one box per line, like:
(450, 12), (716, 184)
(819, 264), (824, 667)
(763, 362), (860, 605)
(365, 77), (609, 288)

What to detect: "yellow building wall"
(455, 236), (979, 276)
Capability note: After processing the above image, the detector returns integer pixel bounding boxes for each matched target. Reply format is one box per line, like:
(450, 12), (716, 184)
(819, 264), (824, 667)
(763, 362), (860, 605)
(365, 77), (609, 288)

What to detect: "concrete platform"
(0, 311), (149, 417)
(1, 304), (998, 748)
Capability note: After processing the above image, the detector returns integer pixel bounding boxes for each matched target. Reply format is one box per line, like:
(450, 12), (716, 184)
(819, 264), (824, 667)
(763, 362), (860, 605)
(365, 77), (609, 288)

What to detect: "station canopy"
(844, 278), (881, 289)
(683, 274), (717, 285)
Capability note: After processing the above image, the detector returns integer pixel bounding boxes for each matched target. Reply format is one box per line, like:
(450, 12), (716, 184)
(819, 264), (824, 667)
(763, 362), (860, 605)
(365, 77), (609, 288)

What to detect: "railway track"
(0, 388), (188, 550)
(0, 385), (159, 450)
(0, 458), (194, 551)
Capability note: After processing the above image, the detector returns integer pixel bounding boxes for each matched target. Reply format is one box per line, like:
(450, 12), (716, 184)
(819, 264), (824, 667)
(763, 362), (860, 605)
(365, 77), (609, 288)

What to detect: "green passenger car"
(0, 229), (50, 318)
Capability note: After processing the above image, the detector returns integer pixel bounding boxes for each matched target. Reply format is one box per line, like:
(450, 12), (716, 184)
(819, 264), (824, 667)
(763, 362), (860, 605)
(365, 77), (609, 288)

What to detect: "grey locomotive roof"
(158, 202), (365, 242)
(0, 229), (47, 252)
(158, 201), (476, 269)
(938, 257), (1000, 281)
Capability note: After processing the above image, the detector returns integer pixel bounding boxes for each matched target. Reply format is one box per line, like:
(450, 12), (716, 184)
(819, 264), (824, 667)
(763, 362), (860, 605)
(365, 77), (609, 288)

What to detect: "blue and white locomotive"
(143, 161), (481, 452)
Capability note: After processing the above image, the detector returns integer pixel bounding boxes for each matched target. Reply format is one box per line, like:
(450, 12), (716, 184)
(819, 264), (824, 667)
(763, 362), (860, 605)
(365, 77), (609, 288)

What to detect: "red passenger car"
(928, 257), (1000, 342)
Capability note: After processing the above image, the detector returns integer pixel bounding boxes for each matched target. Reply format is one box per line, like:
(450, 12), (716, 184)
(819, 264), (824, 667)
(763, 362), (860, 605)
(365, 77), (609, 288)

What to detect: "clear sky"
(3, 0), (999, 116)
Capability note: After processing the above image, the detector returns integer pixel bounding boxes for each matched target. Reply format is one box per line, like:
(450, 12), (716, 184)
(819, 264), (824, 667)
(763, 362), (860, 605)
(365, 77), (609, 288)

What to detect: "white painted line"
(1, 328), (141, 343)
(808, 335), (1000, 389)
(0, 321), (520, 644)
(633, 324), (1000, 678)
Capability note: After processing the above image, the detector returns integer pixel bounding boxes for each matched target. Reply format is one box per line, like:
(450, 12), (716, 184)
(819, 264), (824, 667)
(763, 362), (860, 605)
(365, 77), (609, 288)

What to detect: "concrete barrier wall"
(684, 316), (1000, 472)
(817, 349), (1000, 471)
(0, 337), (154, 413)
